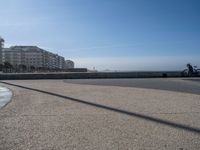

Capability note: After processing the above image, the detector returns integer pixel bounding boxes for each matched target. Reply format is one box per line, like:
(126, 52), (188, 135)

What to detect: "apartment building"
(2, 46), (65, 69)
(65, 60), (75, 69)
(0, 37), (4, 65)
(58, 56), (65, 69)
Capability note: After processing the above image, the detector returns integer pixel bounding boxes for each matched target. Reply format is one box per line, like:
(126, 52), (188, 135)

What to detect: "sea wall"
(0, 71), (187, 80)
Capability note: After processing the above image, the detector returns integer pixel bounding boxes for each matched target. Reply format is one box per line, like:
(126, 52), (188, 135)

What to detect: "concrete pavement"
(64, 78), (200, 95)
(0, 79), (200, 150)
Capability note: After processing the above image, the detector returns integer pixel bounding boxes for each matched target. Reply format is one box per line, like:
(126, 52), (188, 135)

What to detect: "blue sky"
(0, 0), (200, 70)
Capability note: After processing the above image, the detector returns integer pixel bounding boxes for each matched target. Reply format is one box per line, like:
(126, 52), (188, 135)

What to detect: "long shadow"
(1, 81), (200, 134)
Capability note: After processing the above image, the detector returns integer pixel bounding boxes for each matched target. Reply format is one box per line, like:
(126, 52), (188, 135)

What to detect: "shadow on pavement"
(64, 79), (200, 95)
(1, 81), (200, 135)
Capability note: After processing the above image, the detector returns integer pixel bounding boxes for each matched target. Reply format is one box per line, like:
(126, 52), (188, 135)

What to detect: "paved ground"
(64, 78), (200, 95)
(0, 79), (200, 150)
(186, 79), (200, 83)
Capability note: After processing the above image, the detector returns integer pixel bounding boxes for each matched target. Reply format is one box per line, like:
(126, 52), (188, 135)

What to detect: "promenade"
(0, 78), (200, 150)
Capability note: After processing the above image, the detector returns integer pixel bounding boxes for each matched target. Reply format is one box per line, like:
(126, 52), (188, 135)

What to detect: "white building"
(2, 46), (65, 69)
(0, 37), (4, 65)
(65, 60), (75, 69)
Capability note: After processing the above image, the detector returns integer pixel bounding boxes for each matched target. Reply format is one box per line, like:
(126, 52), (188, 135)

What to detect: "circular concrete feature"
(0, 86), (12, 108)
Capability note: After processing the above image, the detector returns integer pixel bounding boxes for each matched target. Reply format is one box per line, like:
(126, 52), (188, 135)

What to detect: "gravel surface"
(0, 79), (200, 150)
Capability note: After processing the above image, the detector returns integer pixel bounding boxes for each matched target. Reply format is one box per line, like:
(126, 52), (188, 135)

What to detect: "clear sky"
(0, 0), (200, 70)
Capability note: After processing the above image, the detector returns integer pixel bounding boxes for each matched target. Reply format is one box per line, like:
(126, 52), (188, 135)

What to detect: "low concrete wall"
(0, 71), (185, 80)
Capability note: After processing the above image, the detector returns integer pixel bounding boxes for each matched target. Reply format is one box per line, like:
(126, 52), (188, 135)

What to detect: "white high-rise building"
(2, 46), (66, 69)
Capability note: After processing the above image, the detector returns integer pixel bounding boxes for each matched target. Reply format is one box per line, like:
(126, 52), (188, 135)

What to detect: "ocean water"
(0, 86), (12, 108)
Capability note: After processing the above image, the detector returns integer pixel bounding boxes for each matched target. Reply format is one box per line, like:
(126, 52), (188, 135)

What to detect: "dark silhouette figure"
(182, 63), (200, 77)
(187, 63), (194, 75)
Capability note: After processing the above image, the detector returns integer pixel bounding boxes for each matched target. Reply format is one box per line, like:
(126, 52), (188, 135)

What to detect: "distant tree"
(30, 66), (35, 72)
(187, 63), (194, 73)
(54, 67), (59, 72)
(38, 67), (44, 72)
(18, 64), (27, 72)
(18, 64), (23, 72)
(3, 62), (13, 73)
(0, 64), (3, 71)
(22, 65), (27, 72)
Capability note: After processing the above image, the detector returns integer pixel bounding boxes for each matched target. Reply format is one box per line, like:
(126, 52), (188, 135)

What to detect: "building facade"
(0, 37), (4, 65)
(65, 60), (75, 69)
(2, 46), (66, 69)
(58, 56), (65, 69)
